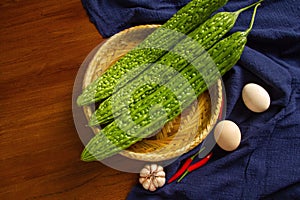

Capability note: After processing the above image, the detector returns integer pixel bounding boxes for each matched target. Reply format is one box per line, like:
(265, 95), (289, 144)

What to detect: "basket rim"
(81, 24), (223, 162)
(119, 80), (223, 162)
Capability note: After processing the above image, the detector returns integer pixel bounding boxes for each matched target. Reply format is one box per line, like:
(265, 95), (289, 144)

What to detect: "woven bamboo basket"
(81, 25), (223, 162)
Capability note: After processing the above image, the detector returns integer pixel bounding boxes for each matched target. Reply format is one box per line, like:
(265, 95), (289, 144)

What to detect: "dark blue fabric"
(81, 0), (300, 199)
(81, 0), (191, 38)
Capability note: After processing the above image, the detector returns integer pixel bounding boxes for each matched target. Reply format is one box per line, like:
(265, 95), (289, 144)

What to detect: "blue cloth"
(81, 0), (300, 199)
(81, 0), (190, 38)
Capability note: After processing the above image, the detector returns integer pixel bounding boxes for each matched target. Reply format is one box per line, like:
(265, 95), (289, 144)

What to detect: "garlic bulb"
(139, 164), (166, 191)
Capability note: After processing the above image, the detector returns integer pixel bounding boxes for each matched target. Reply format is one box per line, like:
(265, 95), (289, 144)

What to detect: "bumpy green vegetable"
(81, 3), (261, 162)
(89, 2), (261, 126)
(76, 0), (228, 106)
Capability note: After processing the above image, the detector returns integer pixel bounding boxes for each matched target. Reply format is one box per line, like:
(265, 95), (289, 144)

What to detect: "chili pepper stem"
(177, 170), (189, 183)
(176, 152), (213, 183)
(168, 147), (207, 184)
(191, 146), (206, 160)
(167, 159), (192, 184)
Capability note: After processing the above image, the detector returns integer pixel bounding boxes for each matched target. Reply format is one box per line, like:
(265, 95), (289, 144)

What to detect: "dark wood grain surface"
(0, 1), (138, 199)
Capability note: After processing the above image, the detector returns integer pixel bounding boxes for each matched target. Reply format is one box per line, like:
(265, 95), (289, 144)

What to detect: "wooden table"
(0, 1), (138, 199)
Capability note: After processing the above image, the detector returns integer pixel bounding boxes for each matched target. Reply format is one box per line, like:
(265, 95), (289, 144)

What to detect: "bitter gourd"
(89, 1), (261, 126)
(76, 0), (228, 106)
(81, 3), (261, 161)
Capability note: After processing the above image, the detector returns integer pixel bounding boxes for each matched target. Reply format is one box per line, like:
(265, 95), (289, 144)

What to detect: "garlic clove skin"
(150, 164), (158, 173)
(140, 168), (150, 178)
(139, 177), (146, 185)
(144, 164), (151, 171)
(142, 179), (151, 190)
(149, 182), (157, 192)
(156, 177), (166, 187)
(139, 164), (166, 191)
(155, 171), (165, 177)
(156, 165), (163, 172)
(152, 177), (159, 188)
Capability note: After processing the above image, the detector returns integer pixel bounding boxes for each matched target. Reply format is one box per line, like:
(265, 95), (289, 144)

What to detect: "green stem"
(190, 146), (206, 160)
(245, 2), (261, 35)
(236, 0), (263, 15)
(177, 170), (189, 183)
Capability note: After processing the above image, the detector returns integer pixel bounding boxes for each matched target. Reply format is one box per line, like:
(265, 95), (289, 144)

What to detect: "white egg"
(214, 120), (241, 151)
(242, 83), (270, 113)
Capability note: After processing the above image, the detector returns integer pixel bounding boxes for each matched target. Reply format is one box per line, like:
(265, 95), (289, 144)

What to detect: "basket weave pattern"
(82, 25), (222, 161)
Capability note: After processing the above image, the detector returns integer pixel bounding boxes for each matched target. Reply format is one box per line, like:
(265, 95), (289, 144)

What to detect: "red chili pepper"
(177, 152), (213, 183)
(168, 148), (206, 184)
(167, 95), (222, 184)
(187, 152), (213, 171)
(167, 157), (193, 184)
